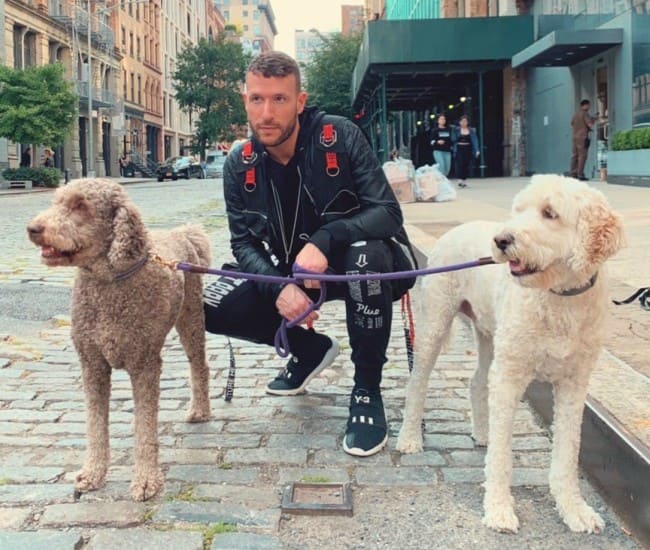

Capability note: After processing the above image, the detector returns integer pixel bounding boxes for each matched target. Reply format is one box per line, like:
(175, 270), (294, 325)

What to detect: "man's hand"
(276, 283), (319, 326)
(295, 243), (328, 289)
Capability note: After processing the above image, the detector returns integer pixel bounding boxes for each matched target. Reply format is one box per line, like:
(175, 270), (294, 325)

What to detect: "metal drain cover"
(281, 482), (353, 516)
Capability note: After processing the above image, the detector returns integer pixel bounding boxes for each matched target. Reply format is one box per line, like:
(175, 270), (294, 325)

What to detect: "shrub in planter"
(1, 167), (61, 187)
(611, 127), (650, 151)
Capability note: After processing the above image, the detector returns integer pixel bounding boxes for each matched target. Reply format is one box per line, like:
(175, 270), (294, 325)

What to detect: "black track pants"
(203, 240), (396, 389)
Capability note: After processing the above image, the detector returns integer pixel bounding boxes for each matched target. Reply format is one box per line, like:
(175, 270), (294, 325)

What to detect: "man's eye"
(274, 96), (287, 103)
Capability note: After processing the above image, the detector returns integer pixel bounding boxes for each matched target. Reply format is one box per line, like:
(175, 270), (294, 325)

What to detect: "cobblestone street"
(0, 180), (641, 549)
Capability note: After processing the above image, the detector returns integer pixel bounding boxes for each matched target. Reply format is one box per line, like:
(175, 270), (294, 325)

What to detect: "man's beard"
(251, 118), (298, 148)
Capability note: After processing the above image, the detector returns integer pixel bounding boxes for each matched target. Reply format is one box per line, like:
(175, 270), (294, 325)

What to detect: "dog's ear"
(107, 198), (148, 268)
(572, 196), (625, 272)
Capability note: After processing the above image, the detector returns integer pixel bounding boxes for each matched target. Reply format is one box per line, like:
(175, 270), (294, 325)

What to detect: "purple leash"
(171, 256), (496, 357)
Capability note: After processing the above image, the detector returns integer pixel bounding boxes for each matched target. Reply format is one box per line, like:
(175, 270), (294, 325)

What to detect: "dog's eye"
(542, 207), (558, 220)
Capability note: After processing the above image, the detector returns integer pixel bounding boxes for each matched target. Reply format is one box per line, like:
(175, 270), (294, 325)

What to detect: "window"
(136, 37), (141, 60)
(137, 75), (142, 105)
(123, 70), (127, 97)
(121, 26), (126, 50)
(130, 72), (135, 102)
(243, 24), (248, 31)
(243, 10), (248, 16)
(129, 32), (134, 56)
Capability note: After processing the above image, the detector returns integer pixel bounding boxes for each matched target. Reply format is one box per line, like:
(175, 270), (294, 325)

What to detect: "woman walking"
(452, 115), (479, 188)
(429, 114), (452, 176)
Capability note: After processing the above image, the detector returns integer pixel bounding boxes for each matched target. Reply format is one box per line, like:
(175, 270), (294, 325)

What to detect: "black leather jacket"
(222, 106), (412, 300)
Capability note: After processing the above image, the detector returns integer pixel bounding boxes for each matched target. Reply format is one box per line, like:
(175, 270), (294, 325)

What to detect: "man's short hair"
(247, 51), (301, 91)
(580, 99), (591, 107)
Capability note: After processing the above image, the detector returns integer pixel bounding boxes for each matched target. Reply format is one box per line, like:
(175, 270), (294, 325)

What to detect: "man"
(569, 99), (595, 181)
(203, 51), (416, 457)
(20, 146), (31, 168)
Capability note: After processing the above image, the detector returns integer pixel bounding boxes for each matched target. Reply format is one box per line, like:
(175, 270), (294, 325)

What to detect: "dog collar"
(550, 272), (598, 297)
(113, 256), (149, 282)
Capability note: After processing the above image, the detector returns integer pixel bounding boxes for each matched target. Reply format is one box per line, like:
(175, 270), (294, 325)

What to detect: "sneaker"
(343, 387), (388, 457)
(458, 180), (467, 188)
(266, 337), (339, 396)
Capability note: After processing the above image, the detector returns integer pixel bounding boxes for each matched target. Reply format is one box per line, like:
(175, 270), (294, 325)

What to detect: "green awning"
(352, 16), (534, 112)
(511, 28), (623, 69)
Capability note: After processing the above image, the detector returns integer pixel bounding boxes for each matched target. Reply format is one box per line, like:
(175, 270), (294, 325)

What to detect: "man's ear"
(297, 91), (308, 114)
(241, 91), (247, 104)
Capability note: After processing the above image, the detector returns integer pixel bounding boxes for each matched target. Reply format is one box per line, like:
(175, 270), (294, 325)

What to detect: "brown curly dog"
(27, 178), (212, 501)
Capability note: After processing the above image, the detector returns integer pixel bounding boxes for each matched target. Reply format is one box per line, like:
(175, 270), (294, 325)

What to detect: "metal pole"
(87, 5), (95, 178)
(478, 71), (485, 178)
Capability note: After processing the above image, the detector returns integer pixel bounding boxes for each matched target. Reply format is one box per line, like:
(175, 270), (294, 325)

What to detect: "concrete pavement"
(0, 177), (645, 548)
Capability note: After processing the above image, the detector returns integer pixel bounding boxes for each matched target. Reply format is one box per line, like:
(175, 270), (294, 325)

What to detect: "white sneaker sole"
(265, 339), (340, 396)
(343, 433), (388, 457)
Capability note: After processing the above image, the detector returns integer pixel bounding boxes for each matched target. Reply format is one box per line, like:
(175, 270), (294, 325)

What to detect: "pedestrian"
(569, 99), (595, 181)
(43, 148), (54, 168)
(429, 114), (453, 176)
(20, 146), (31, 168)
(119, 154), (129, 177)
(203, 51), (417, 457)
(452, 115), (479, 188)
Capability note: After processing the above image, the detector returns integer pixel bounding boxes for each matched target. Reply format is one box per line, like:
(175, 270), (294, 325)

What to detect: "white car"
(204, 152), (227, 178)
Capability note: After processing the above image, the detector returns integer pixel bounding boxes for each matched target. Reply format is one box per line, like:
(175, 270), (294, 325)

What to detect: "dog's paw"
(395, 432), (423, 454)
(483, 503), (520, 533)
(560, 502), (605, 534)
(185, 401), (211, 423)
(130, 468), (164, 501)
(74, 467), (107, 492)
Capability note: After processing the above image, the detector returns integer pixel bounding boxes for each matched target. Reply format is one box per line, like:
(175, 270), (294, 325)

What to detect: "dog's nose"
(494, 233), (514, 252)
(27, 223), (44, 237)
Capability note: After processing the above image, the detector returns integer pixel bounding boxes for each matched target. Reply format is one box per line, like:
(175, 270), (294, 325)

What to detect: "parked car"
(204, 152), (227, 178)
(156, 156), (204, 181)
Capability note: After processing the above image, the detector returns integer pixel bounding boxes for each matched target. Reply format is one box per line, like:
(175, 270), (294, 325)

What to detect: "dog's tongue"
(509, 260), (527, 274)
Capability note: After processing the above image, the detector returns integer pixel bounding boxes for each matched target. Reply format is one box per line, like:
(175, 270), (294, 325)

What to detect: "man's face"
(243, 72), (307, 148)
(581, 102), (590, 112)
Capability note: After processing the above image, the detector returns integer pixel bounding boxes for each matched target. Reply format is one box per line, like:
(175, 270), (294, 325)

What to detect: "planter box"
(606, 149), (650, 187)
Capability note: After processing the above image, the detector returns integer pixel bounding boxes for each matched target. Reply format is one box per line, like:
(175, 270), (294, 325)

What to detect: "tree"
(304, 33), (363, 119)
(172, 35), (250, 156)
(0, 63), (76, 147)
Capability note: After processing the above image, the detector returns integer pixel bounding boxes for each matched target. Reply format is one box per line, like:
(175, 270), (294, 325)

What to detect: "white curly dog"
(396, 175), (624, 533)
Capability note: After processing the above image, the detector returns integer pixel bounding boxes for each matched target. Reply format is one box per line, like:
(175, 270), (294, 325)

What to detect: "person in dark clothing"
(452, 115), (480, 188)
(429, 114), (453, 176)
(203, 51), (417, 457)
(569, 99), (595, 181)
(20, 146), (31, 167)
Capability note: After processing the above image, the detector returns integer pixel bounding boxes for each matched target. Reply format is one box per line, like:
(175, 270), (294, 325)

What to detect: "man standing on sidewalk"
(203, 51), (416, 457)
(569, 99), (595, 181)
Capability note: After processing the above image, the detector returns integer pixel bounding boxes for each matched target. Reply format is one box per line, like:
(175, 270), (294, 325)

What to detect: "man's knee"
(342, 240), (393, 273)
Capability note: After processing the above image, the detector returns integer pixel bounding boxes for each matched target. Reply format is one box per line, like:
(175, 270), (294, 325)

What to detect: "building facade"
(212, 0), (277, 55)
(342, 5), (365, 36)
(352, 0), (650, 182)
(1, 0), (229, 177)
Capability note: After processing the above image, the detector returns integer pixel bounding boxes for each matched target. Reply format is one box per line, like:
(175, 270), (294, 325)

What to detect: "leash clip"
(150, 253), (178, 270)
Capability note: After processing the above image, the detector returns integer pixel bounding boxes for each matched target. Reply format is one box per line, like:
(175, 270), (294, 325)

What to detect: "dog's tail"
(183, 224), (212, 267)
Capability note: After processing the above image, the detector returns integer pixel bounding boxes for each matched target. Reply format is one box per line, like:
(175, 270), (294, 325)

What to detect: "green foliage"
(202, 523), (237, 549)
(304, 33), (363, 119)
(2, 167), (61, 187)
(610, 128), (650, 150)
(0, 63), (76, 146)
(173, 35), (250, 156)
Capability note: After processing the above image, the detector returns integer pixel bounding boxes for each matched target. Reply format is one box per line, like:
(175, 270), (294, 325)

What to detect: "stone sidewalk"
(0, 177), (645, 548)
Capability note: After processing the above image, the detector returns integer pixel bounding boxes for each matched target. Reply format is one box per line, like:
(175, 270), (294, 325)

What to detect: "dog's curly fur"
(396, 175), (624, 533)
(27, 178), (212, 501)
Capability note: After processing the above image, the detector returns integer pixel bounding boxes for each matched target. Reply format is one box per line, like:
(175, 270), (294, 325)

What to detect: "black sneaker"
(343, 387), (388, 457)
(266, 337), (339, 396)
